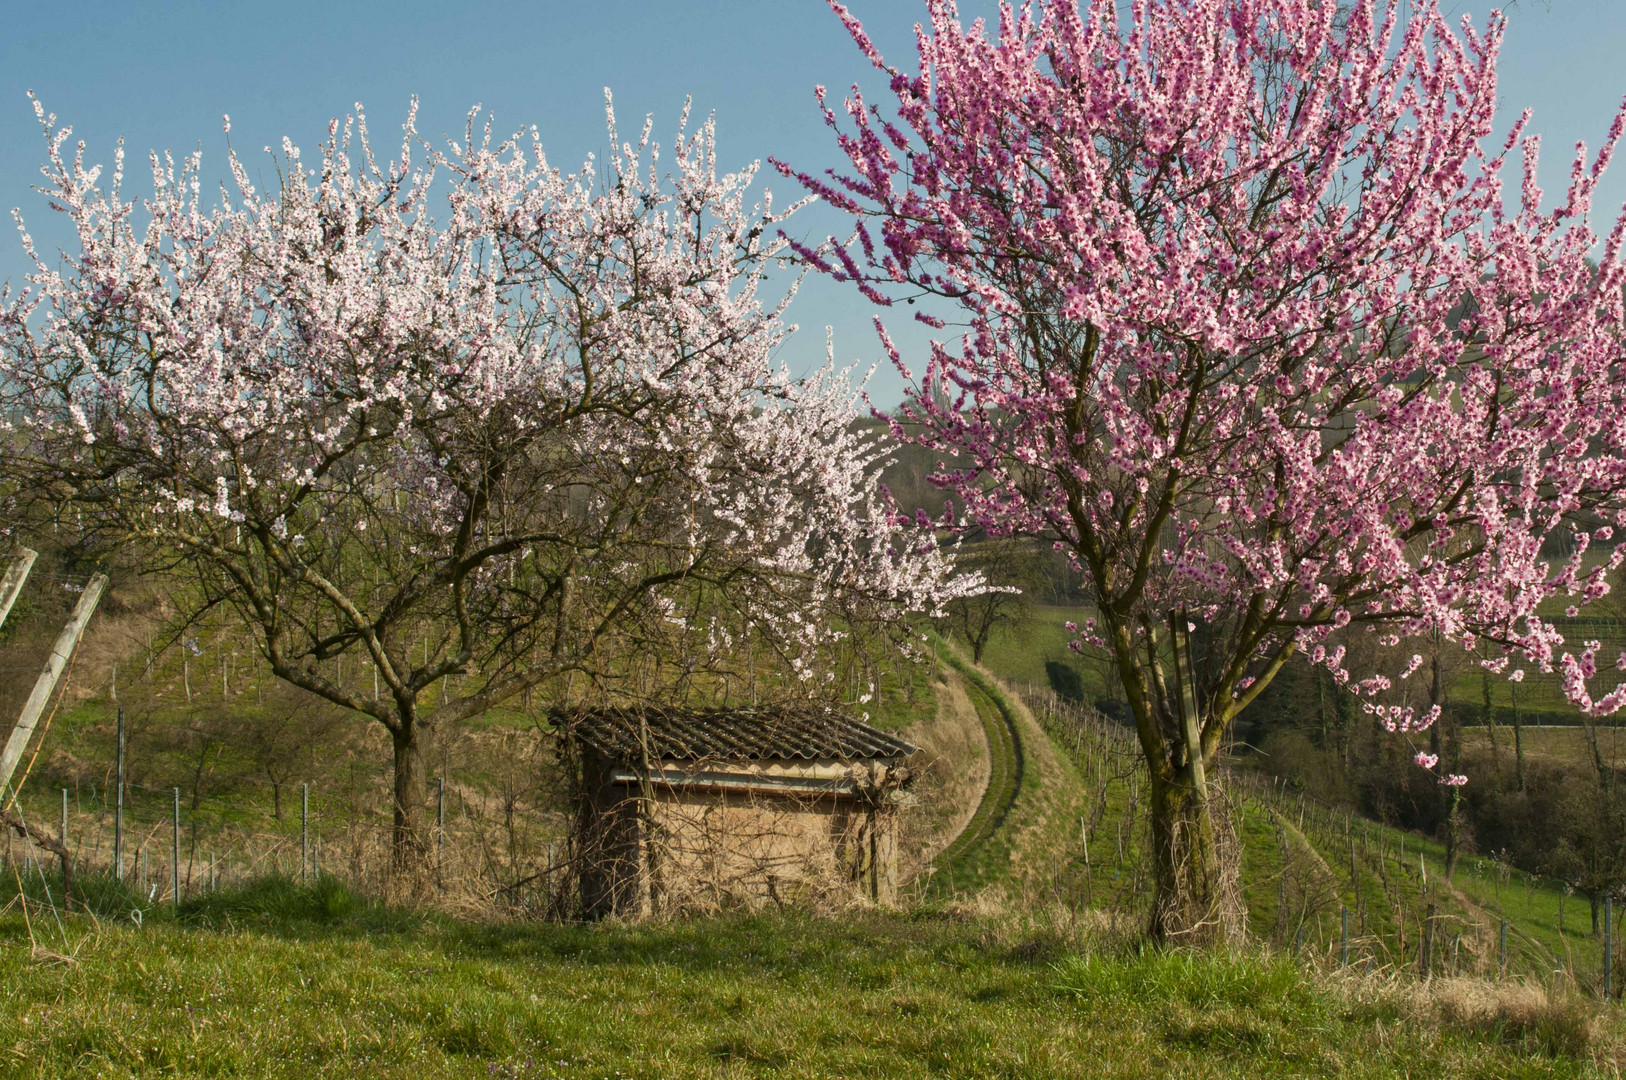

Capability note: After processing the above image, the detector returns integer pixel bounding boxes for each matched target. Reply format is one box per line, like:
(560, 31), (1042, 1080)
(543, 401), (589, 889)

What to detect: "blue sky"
(3, 0), (1624, 407)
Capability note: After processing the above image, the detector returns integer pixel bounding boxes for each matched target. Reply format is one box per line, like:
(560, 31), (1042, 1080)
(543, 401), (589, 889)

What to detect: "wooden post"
(172, 787), (181, 912)
(0, 548), (37, 634)
(114, 708), (125, 879)
(1606, 898), (1613, 999)
(0, 574), (108, 806)
(1169, 613), (1206, 810)
(301, 783), (310, 882)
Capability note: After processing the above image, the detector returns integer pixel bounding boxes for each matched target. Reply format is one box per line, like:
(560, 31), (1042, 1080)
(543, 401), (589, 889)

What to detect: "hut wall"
(579, 756), (903, 915)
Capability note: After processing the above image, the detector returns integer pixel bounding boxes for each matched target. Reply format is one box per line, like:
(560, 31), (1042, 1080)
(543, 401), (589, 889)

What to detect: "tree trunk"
(1444, 789), (1462, 882)
(1146, 761), (1239, 945)
(1110, 611), (1244, 947)
(391, 721), (427, 873)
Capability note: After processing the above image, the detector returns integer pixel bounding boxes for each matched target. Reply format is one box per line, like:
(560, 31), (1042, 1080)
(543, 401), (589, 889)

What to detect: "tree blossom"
(0, 95), (970, 865)
(790, 0), (1626, 939)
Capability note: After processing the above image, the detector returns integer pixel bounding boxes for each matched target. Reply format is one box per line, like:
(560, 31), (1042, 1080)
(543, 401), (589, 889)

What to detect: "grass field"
(0, 877), (1617, 1079)
(976, 605), (1087, 692)
(1459, 723), (1626, 772)
(975, 597), (1626, 732)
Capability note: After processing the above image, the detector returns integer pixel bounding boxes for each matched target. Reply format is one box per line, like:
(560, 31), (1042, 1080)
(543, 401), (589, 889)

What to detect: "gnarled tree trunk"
(1146, 760), (1239, 944)
(1114, 611), (1246, 946)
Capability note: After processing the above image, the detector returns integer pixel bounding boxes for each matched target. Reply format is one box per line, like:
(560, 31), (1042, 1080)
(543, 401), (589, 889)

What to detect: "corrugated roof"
(556, 704), (917, 763)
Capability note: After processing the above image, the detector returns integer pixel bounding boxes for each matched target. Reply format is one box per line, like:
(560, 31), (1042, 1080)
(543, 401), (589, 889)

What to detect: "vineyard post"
(1606, 897), (1613, 999)
(171, 787), (180, 912)
(114, 708), (125, 879)
(0, 548), (37, 633)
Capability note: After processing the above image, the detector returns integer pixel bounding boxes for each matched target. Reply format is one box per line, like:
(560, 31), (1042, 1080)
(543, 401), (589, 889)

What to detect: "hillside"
(967, 636), (1618, 994)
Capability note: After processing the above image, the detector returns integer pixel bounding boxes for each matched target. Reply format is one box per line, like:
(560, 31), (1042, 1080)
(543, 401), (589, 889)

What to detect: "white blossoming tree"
(0, 96), (966, 868)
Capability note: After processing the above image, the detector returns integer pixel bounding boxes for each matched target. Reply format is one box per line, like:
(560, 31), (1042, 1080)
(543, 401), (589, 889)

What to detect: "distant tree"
(0, 97), (965, 871)
(947, 538), (1043, 663)
(236, 680), (347, 823)
(790, 0), (1626, 941)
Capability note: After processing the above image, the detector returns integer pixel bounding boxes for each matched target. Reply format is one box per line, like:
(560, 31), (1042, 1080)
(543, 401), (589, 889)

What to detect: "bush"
(1046, 660), (1085, 703)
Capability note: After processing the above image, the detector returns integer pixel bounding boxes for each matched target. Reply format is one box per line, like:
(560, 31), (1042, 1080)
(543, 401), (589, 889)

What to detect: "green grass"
(0, 880), (1613, 1078)
(1, 643), (1618, 1076)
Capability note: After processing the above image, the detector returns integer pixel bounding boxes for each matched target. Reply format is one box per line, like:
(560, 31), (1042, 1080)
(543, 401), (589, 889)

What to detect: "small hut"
(559, 704), (915, 917)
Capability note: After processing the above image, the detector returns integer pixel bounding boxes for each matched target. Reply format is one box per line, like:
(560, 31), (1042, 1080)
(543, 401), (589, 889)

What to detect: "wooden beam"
(1170, 611), (1207, 806)
(0, 572), (108, 808)
(0, 548), (38, 635)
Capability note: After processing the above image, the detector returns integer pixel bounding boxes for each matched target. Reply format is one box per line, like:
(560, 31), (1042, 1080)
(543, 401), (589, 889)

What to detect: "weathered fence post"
(114, 707), (125, 880)
(1341, 906), (1349, 967)
(0, 548), (38, 634)
(0, 574), (108, 803)
(1500, 918), (1509, 979)
(301, 783), (310, 881)
(171, 787), (180, 912)
(1606, 897), (1614, 1000)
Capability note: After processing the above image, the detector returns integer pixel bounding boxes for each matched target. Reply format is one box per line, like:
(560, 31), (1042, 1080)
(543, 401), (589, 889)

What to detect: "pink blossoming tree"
(788, 0), (1626, 940)
(0, 96), (966, 868)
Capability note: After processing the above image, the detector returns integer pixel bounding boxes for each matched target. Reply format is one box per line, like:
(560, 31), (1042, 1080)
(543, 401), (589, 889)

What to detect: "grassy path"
(930, 648), (1023, 877)
(924, 645), (1093, 906)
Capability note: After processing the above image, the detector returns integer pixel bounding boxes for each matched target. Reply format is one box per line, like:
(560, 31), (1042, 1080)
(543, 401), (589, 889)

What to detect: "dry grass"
(1327, 968), (1623, 1065)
